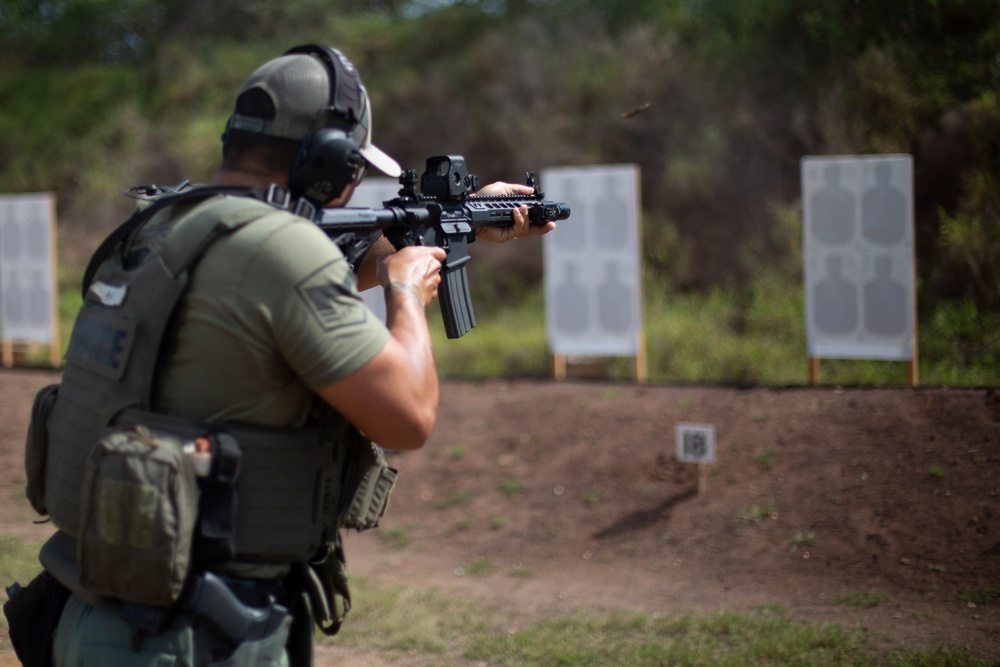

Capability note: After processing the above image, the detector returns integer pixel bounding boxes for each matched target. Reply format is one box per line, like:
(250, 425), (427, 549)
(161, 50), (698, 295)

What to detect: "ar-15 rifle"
(317, 155), (571, 339)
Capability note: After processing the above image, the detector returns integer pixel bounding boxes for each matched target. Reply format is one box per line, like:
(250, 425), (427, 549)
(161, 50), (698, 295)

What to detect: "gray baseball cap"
(227, 50), (402, 178)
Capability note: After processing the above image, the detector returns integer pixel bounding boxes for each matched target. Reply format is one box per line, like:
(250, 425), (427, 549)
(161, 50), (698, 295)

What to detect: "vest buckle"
(265, 184), (291, 209)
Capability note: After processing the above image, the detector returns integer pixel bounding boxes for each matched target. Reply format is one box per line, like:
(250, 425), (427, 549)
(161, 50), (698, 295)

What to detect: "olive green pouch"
(77, 425), (198, 607)
(341, 439), (397, 532)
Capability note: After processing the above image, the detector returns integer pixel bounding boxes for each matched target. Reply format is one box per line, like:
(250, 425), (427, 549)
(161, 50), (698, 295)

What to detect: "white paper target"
(542, 165), (643, 356)
(0, 193), (58, 344)
(801, 156), (915, 360)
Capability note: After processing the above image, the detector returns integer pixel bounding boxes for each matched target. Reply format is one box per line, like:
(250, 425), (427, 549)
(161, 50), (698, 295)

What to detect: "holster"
(3, 571), (72, 667)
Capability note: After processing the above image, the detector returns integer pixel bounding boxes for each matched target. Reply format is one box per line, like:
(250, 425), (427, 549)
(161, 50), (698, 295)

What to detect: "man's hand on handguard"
(473, 182), (558, 244)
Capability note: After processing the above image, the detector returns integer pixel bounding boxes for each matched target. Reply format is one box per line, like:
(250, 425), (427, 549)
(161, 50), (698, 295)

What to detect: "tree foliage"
(2, 0), (999, 314)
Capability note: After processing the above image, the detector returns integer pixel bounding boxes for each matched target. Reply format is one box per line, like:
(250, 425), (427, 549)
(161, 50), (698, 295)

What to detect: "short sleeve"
(239, 218), (389, 389)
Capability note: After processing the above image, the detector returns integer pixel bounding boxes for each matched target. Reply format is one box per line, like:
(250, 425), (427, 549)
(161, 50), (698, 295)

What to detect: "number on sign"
(675, 423), (716, 465)
(683, 431), (707, 459)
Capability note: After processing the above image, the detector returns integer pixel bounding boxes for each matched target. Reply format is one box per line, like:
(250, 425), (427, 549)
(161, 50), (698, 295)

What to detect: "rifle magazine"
(439, 261), (475, 338)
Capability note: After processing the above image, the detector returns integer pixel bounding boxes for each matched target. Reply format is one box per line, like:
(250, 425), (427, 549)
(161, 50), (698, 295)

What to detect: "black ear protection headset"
(284, 44), (368, 208)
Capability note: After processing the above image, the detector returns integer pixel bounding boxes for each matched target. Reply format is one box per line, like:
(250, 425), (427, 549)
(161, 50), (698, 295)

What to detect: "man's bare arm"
(317, 246), (444, 450)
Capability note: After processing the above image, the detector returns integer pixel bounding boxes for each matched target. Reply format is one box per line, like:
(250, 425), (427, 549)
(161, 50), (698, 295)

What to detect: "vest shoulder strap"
(156, 195), (281, 278)
(81, 184), (293, 298)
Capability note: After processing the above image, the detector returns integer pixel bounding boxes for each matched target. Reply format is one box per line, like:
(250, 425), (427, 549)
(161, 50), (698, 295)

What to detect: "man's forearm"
(383, 281), (439, 430)
(356, 236), (396, 291)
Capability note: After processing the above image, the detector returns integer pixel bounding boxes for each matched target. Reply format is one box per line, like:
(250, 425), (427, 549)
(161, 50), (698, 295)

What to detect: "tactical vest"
(28, 187), (394, 566)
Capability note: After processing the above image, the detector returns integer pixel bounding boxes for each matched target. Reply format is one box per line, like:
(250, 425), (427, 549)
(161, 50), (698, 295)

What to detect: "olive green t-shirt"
(152, 196), (389, 427)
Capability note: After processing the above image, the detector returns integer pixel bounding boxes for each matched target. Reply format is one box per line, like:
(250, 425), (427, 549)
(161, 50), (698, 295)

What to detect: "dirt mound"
(343, 379), (1000, 659)
(1, 370), (998, 662)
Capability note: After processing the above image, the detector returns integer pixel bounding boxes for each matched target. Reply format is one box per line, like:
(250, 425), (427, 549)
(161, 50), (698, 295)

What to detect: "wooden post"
(635, 330), (647, 384)
(697, 464), (710, 494)
(553, 353), (566, 380)
(1, 341), (11, 368)
(46, 193), (60, 369)
(908, 291), (919, 387)
(808, 357), (820, 385)
(553, 348), (647, 384)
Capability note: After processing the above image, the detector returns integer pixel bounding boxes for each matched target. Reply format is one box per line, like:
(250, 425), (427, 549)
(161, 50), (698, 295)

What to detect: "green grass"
(374, 526), (413, 550)
(754, 451), (775, 470)
(0, 532), (987, 666)
(0, 536), (45, 597)
(423, 269), (1000, 387)
(425, 286), (551, 378)
(498, 478), (524, 498)
(792, 531), (817, 547)
(433, 491), (472, 509)
(960, 588), (1000, 606)
(34, 261), (1000, 387)
(739, 501), (779, 524)
(0, 535), (47, 647)
(326, 576), (990, 666)
(37, 261), (1000, 387)
(467, 557), (494, 577)
(584, 488), (604, 507)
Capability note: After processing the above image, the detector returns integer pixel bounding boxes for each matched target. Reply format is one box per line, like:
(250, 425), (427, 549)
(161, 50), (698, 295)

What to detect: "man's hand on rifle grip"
(377, 246), (447, 308)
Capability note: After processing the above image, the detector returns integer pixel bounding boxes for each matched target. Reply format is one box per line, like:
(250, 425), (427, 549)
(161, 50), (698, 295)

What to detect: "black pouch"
(25, 383), (59, 515)
(3, 570), (72, 667)
(191, 431), (242, 570)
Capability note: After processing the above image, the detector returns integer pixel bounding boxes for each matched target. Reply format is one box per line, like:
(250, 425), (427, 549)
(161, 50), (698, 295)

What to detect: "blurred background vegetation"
(1, 0), (999, 386)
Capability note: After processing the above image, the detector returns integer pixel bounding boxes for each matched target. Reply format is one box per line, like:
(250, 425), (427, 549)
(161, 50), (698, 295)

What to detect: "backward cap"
(231, 54), (329, 142)
(227, 51), (401, 178)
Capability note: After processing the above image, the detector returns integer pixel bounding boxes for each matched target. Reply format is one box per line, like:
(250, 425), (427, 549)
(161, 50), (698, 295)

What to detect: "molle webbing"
(44, 195), (282, 537)
(114, 409), (345, 562)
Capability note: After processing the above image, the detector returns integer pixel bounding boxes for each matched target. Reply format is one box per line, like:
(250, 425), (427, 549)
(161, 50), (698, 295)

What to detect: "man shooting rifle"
(9, 44), (559, 667)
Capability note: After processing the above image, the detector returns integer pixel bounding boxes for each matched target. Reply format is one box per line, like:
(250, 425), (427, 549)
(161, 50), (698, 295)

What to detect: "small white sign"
(675, 422), (716, 464)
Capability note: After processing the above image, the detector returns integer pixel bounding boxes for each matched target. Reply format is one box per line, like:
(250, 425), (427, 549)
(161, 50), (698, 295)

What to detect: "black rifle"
(317, 155), (571, 339)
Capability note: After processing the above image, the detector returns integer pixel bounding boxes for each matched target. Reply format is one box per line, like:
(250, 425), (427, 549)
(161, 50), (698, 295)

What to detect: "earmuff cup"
(288, 128), (364, 208)
(282, 45), (368, 208)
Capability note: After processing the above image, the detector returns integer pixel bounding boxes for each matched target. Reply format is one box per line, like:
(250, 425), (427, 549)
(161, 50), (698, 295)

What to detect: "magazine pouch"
(340, 434), (397, 532)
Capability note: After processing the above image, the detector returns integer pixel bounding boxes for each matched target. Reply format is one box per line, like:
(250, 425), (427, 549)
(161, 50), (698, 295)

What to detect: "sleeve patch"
(295, 261), (370, 331)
